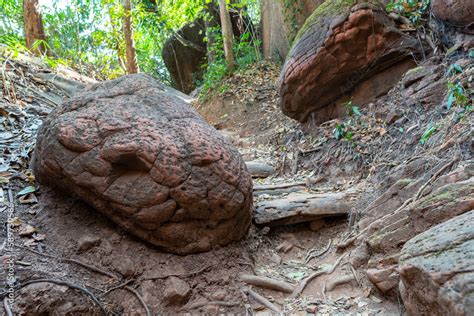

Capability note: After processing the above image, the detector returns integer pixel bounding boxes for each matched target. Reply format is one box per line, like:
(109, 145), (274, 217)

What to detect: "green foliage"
(199, 19), (262, 100)
(283, 0), (303, 43)
(386, 0), (430, 24)
(1, 0), (262, 87)
(333, 122), (353, 141)
(445, 63), (470, 111)
(419, 124), (438, 145)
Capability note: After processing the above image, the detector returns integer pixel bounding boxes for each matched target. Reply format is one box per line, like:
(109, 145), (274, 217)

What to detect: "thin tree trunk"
(218, 0), (235, 71)
(22, 0), (47, 56)
(108, 5), (127, 72)
(122, 0), (139, 74)
(203, 0), (217, 64)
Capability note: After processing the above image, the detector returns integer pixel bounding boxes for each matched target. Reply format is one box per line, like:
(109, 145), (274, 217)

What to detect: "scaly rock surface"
(431, 0), (474, 28)
(399, 210), (474, 315)
(279, 0), (420, 122)
(32, 74), (253, 254)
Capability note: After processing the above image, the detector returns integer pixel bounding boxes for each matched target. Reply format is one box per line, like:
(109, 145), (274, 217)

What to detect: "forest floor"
(0, 47), (472, 315)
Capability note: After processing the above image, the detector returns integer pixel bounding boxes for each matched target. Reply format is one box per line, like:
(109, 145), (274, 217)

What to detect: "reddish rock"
(431, 0), (474, 28)
(366, 266), (399, 293)
(33, 74), (253, 254)
(279, 0), (421, 122)
(163, 277), (191, 306)
(399, 210), (474, 315)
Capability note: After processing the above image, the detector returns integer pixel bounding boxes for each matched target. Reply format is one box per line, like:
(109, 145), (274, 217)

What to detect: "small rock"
(210, 290), (227, 301)
(270, 253), (282, 265)
(77, 234), (101, 253)
(113, 257), (136, 278)
(349, 244), (369, 269)
(365, 266), (398, 293)
(163, 276), (191, 306)
(385, 109), (404, 125)
(309, 219), (325, 231)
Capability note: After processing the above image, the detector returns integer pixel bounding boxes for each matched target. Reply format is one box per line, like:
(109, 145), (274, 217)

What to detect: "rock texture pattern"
(399, 210), (474, 315)
(279, 0), (420, 122)
(431, 0), (474, 28)
(33, 74), (253, 254)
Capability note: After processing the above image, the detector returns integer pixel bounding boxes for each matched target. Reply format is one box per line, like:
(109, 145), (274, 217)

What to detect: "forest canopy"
(0, 0), (261, 87)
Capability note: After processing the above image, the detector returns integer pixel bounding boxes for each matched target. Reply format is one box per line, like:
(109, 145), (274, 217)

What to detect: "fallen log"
(254, 191), (356, 226)
(245, 161), (274, 178)
(240, 274), (294, 293)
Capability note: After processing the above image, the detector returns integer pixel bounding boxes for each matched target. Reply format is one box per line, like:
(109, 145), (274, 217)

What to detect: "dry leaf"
(33, 233), (46, 241)
(23, 239), (38, 247)
(19, 224), (37, 236)
(19, 193), (38, 204)
(8, 217), (22, 227)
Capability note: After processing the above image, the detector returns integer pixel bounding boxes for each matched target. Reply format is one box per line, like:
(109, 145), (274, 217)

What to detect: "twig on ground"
(100, 279), (134, 297)
(185, 300), (240, 310)
(242, 288), (282, 314)
(305, 239), (332, 264)
(15, 244), (118, 279)
(15, 279), (107, 315)
(292, 253), (346, 298)
(325, 275), (356, 292)
(413, 158), (458, 201)
(348, 263), (360, 286)
(240, 275), (294, 293)
(3, 297), (13, 316)
(125, 286), (152, 316)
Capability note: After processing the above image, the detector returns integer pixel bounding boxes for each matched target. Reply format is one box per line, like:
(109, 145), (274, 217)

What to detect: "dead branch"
(305, 239), (332, 264)
(15, 278), (107, 315)
(185, 300), (240, 310)
(253, 181), (306, 191)
(125, 286), (152, 316)
(413, 158), (458, 201)
(240, 275), (294, 293)
(100, 279), (134, 297)
(291, 253), (346, 298)
(242, 288), (282, 314)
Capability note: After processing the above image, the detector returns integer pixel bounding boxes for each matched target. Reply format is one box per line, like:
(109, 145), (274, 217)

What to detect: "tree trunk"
(22, 0), (47, 56)
(218, 0), (235, 71)
(203, 0), (217, 64)
(122, 0), (139, 74)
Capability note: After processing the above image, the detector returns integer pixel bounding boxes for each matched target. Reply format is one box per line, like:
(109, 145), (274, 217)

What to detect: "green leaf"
(447, 92), (455, 109)
(352, 106), (361, 116)
(16, 186), (37, 197)
(419, 125), (438, 145)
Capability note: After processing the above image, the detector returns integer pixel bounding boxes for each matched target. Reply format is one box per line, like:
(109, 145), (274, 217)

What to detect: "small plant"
(446, 81), (469, 109)
(386, 0), (431, 24)
(333, 121), (353, 141)
(344, 98), (362, 117)
(419, 124), (438, 145)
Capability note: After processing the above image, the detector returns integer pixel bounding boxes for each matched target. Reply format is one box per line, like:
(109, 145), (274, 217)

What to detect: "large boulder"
(163, 10), (254, 94)
(279, 0), (421, 123)
(399, 210), (474, 315)
(162, 20), (207, 94)
(32, 74), (253, 255)
(431, 0), (474, 28)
